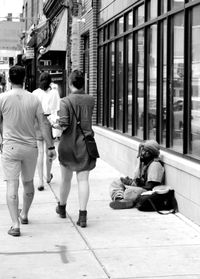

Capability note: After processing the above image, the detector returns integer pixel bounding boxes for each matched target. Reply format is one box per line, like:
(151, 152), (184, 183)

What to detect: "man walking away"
(0, 65), (56, 237)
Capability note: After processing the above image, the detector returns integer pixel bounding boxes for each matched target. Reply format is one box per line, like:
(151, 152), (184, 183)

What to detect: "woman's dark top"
(58, 90), (96, 171)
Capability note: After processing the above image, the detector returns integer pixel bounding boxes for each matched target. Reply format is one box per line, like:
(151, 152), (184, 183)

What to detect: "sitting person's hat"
(143, 140), (160, 157)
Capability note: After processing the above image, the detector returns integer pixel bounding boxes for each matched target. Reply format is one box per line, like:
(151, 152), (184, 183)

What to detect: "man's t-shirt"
(0, 88), (43, 147)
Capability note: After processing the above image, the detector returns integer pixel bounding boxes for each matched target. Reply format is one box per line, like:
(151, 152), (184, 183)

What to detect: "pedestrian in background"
(55, 70), (96, 227)
(32, 72), (60, 191)
(0, 65), (56, 237)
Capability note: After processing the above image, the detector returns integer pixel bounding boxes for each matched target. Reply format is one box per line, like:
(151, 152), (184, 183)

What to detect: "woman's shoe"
(77, 210), (87, 228)
(56, 202), (66, 218)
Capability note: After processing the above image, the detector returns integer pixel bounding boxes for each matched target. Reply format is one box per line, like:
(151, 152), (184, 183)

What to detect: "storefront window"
(116, 16), (124, 35)
(99, 29), (103, 44)
(171, 12), (184, 152)
(125, 11), (133, 31)
(170, 0), (184, 10)
(116, 38), (124, 131)
(161, 20), (167, 146)
(147, 24), (157, 139)
(98, 47), (104, 124)
(108, 22), (115, 38)
(126, 34), (133, 135)
(160, 0), (168, 14)
(148, 0), (158, 20)
(136, 5), (144, 26)
(136, 29), (144, 139)
(190, 5), (200, 157)
(108, 42), (115, 128)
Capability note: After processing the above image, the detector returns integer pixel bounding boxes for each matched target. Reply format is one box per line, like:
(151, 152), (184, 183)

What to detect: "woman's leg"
(36, 140), (44, 189)
(76, 171), (89, 227)
(76, 170), (90, 211)
(56, 165), (73, 218)
(59, 165), (73, 205)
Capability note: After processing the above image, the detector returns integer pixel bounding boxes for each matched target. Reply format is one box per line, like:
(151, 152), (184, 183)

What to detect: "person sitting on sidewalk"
(109, 140), (165, 209)
(0, 65), (56, 237)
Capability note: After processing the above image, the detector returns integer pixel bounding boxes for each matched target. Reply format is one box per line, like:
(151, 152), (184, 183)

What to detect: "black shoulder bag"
(68, 99), (100, 159)
(135, 188), (178, 215)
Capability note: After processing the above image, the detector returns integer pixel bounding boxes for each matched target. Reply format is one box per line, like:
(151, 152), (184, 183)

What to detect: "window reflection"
(147, 24), (157, 139)
(171, 13), (184, 152)
(161, 0), (168, 14)
(108, 42), (115, 128)
(116, 38), (124, 131)
(116, 17), (124, 35)
(136, 29), (144, 138)
(125, 11), (133, 31)
(190, 5), (200, 157)
(127, 34), (133, 135)
(170, 0), (184, 10)
(149, 0), (158, 20)
(136, 5), (144, 26)
(161, 20), (167, 146)
(98, 47), (104, 124)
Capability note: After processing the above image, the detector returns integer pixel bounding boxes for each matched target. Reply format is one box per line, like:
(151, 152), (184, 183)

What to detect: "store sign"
(37, 22), (50, 47)
(25, 47), (34, 59)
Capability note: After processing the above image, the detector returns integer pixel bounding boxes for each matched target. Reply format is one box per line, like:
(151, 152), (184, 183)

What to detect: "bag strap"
(148, 191), (178, 215)
(68, 98), (86, 139)
(148, 198), (176, 215)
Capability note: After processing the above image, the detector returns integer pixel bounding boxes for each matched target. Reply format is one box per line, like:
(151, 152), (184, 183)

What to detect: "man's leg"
(20, 180), (35, 221)
(6, 179), (20, 229)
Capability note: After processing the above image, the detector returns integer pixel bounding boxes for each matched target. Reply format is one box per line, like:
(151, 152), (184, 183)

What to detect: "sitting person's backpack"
(135, 186), (178, 214)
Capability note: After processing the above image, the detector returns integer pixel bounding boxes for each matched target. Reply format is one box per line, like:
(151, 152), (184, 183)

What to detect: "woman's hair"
(39, 72), (52, 91)
(69, 70), (84, 90)
(9, 65), (25, 85)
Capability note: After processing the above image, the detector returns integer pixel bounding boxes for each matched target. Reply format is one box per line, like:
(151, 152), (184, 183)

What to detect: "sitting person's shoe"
(47, 173), (53, 184)
(56, 202), (66, 218)
(109, 199), (134, 209)
(38, 185), (44, 191)
(8, 227), (20, 237)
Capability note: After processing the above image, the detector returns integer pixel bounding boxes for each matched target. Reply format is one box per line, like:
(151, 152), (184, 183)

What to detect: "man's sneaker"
(109, 199), (134, 209)
(8, 227), (20, 237)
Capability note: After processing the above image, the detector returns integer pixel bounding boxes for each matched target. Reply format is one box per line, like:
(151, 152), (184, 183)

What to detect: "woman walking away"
(55, 70), (97, 227)
(33, 72), (60, 191)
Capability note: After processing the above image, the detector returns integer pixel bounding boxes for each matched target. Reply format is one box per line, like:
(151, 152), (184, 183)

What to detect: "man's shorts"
(1, 143), (38, 182)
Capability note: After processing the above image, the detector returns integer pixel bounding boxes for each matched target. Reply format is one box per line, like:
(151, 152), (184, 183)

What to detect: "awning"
(38, 9), (67, 59)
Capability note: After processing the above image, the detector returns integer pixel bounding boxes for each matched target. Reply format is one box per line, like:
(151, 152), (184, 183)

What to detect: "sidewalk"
(1, 152), (200, 279)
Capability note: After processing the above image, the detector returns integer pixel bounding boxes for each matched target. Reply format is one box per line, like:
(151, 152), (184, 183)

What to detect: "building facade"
(22, 0), (68, 97)
(76, 0), (200, 226)
(0, 14), (24, 91)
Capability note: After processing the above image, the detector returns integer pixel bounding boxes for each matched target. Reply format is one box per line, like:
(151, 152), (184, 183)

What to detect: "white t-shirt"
(32, 87), (60, 115)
